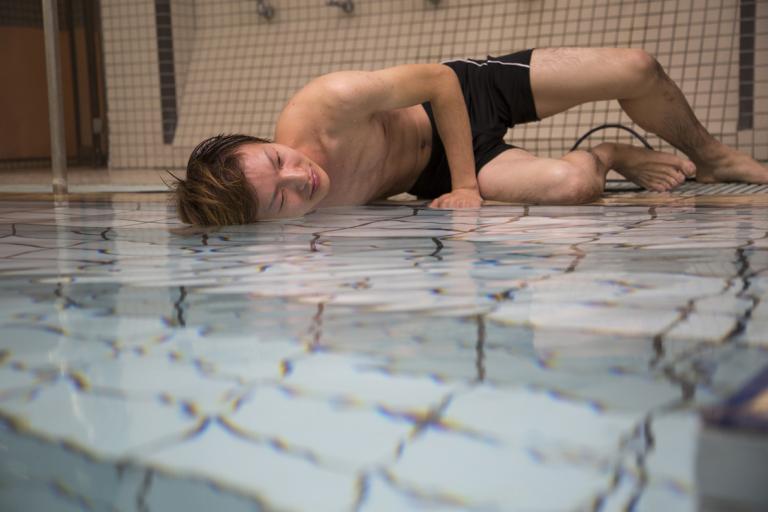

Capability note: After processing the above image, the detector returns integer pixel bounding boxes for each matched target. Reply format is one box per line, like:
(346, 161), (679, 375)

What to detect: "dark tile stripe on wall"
(155, 0), (177, 144)
(738, 0), (755, 131)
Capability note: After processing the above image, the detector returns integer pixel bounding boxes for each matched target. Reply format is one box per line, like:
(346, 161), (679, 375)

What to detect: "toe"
(681, 160), (697, 177)
(662, 174), (678, 190)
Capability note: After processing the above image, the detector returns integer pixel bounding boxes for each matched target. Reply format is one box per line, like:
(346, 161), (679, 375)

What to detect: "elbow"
(430, 65), (462, 103)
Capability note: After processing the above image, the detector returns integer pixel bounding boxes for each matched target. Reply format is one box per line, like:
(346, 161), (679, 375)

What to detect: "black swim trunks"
(408, 49), (540, 199)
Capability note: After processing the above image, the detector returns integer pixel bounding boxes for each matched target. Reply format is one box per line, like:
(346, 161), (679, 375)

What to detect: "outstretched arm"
(309, 65), (482, 208)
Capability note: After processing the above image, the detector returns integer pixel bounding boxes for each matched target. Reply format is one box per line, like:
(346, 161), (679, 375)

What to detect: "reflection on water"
(0, 201), (767, 511)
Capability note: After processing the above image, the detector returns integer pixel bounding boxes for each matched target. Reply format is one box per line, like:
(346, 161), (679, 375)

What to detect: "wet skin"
(240, 143), (331, 219)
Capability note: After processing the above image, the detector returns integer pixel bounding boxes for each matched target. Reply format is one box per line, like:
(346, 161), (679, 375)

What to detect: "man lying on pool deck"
(173, 48), (768, 225)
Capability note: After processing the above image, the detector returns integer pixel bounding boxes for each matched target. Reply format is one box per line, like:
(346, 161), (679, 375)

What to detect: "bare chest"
(319, 107), (432, 205)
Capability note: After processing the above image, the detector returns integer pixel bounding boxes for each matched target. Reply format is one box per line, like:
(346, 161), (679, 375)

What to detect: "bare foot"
(692, 141), (768, 184)
(592, 142), (696, 192)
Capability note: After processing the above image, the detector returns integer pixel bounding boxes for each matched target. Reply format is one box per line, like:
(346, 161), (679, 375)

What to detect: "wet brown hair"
(170, 134), (271, 225)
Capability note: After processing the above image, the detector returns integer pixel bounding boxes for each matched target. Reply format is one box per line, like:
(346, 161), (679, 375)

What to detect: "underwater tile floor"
(0, 199), (767, 511)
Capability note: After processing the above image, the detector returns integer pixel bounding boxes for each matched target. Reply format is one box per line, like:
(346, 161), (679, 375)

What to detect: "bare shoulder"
(275, 70), (380, 142)
(276, 63), (445, 143)
(283, 71), (379, 120)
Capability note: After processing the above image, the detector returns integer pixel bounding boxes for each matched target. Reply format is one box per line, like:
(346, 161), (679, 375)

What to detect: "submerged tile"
(0, 483), (87, 512)
(282, 353), (458, 414)
(0, 423), (146, 512)
(488, 301), (679, 336)
(0, 379), (197, 458)
(441, 386), (640, 459)
(76, 353), (242, 415)
(146, 472), (264, 512)
(644, 412), (700, 491)
(0, 366), (41, 393)
(140, 421), (357, 511)
(664, 313), (738, 342)
(388, 427), (613, 510)
(633, 480), (696, 512)
(360, 474), (473, 512)
(228, 386), (413, 469)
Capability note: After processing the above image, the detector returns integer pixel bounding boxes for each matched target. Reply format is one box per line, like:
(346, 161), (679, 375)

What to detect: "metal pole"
(42, 0), (68, 194)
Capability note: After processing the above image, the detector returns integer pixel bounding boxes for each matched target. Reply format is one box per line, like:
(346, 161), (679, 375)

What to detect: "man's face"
(240, 143), (330, 219)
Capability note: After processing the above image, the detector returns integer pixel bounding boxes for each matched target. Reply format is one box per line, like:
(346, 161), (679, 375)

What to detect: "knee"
(623, 48), (663, 91)
(549, 162), (603, 204)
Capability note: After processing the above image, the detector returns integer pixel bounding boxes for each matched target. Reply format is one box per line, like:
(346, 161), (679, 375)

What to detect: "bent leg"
(529, 47), (768, 184)
(477, 148), (604, 205)
(478, 143), (694, 205)
(530, 48), (655, 118)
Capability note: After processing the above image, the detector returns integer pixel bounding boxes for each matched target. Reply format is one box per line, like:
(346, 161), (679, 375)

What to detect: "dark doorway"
(0, 0), (108, 168)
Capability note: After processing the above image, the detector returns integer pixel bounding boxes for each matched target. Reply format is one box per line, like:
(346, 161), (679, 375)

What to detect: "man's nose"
(279, 165), (308, 188)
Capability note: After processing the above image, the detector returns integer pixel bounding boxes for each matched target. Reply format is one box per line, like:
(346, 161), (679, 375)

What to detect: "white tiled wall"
(101, 0), (767, 170)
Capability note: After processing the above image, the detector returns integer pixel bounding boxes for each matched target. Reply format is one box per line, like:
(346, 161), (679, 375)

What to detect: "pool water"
(0, 200), (766, 511)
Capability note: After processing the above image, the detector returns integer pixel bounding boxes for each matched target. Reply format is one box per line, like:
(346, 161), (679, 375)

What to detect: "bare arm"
(307, 65), (482, 208)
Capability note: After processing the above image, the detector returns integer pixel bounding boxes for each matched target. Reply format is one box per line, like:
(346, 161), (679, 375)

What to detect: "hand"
(429, 188), (483, 209)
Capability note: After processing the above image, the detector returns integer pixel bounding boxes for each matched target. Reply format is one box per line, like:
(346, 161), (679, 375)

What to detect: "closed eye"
(276, 153), (283, 168)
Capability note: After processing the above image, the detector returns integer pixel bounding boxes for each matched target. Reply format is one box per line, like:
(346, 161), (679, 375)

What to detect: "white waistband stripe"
(441, 58), (530, 69)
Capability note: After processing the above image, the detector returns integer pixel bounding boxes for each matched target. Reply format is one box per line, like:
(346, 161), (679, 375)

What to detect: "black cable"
(571, 123), (654, 152)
